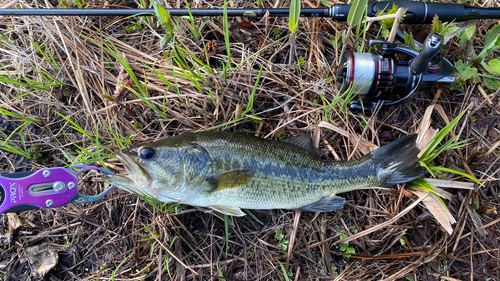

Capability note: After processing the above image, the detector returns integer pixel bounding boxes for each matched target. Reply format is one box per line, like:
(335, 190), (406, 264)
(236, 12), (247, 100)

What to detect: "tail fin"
(370, 134), (427, 186)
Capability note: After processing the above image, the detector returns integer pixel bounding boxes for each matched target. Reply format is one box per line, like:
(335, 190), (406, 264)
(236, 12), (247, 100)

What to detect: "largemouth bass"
(103, 131), (426, 216)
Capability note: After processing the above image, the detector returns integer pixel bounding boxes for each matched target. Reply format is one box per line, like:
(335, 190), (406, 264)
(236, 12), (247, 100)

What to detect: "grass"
(204, 64), (264, 131)
(288, 0), (300, 63)
(418, 107), (482, 186)
(0, 0), (499, 280)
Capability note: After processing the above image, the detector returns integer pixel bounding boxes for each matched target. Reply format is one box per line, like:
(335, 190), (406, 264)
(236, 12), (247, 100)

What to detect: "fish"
(103, 131), (426, 216)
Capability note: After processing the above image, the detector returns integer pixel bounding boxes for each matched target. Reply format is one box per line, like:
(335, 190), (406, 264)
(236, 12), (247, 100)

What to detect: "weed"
(418, 107), (480, 185)
(339, 233), (355, 258)
(449, 22), (500, 90)
(0, 108), (39, 159)
(431, 15), (458, 36)
(378, 4), (407, 40)
(0, 59), (62, 92)
(153, 0), (176, 47)
(456, 25), (476, 45)
(216, 263), (226, 281)
(85, 32), (170, 119)
(275, 229), (289, 251)
(476, 25), (500, 59)
(60, 0), (87, 8)
(125, 22), (145, 33)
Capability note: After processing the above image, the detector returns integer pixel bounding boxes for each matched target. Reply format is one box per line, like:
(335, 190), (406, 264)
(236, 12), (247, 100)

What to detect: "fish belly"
(183, 172), (379, 210)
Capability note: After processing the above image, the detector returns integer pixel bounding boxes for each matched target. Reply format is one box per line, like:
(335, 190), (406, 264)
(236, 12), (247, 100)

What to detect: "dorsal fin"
(207, 169), (254, 192)
(281, 133), (323, 157)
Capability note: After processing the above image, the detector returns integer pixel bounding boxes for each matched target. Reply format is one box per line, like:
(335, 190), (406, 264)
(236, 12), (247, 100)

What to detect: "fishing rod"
(1, 1), (497, 110)
(1, 1), (500, 24)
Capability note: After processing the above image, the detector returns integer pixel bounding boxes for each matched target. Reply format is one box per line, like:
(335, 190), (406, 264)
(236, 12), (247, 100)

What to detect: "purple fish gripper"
(0, 165), (115, 213)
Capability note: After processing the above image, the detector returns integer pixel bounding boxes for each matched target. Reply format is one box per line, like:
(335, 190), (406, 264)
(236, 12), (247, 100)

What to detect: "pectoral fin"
(281, 133), (323, 157)
(298, 196), (346, 212)
(210, 205), (246, 216)
(207, 169), (254, 192)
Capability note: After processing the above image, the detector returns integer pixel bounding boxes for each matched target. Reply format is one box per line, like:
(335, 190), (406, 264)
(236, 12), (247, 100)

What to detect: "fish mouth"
(103, 151), (152, 189)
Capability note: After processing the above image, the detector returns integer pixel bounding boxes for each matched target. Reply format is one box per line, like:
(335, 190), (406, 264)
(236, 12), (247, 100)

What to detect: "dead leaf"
(416, 105), (439, 152)
(235, 21), (262, 34)
(23, 243), (63, 278)
(416, 103), (454, 153)
(234, 103), (244, 119)
(200, 39), (217, 63)
(409, 188), (456, 235)
(424, 178), (474, 190)
(7, 213), (22, 232)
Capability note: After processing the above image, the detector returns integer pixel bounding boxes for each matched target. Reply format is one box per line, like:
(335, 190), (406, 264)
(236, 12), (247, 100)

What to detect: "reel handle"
(410, 33), (444, 75)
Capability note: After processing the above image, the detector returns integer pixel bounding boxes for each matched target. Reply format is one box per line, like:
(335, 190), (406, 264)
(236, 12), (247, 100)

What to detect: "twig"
(332, 192), (427, 245)
(285, 210), (301, 272)
(365, 14), (398, 23)
(388, 8), (404, 43)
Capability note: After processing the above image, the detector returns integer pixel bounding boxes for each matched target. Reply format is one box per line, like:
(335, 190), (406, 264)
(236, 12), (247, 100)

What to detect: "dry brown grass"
(0, 0), (499, 280)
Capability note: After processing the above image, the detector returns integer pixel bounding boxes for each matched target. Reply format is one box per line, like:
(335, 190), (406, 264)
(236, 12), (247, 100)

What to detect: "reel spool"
(338, 33), (457, 111)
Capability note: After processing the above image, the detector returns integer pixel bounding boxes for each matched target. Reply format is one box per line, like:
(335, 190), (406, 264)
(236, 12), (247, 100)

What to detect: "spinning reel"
(338, 32), (457, 111)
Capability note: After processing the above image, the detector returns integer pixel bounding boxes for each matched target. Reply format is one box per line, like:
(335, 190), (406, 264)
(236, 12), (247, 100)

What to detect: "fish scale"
(104, 131), (426, 216)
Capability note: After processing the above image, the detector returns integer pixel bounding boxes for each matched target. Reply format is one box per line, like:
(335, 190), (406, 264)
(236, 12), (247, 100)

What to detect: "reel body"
(339, 33), (457, 111)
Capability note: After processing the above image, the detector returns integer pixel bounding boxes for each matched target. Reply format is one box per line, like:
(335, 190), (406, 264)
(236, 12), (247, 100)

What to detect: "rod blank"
(0, 1), (499, 24)
(0, 8), (331, 18)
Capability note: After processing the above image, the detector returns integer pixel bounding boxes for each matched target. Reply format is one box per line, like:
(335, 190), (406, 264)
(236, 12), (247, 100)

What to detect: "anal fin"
(210, 210), (236, 226)
(210, 205), (246, 216)
(297, 196), (346, 212)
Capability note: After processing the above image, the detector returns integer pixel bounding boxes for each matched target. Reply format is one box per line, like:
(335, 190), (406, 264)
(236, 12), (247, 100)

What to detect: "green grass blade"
(110, 254), (132, 281)
(289, 0), (301, 33)
(347, 0), (368, 28)
(223, 0), (231, 67)
(428, 166), (483, 186)
(243, 65), (263, 116)
(0, 122), (32, 158)
(276, 260), (291, 281)
(56, 112), (96, 141)
(408, 179), (450, 211)
(243, 210), (264, 225)
(184, 0), (199, 40)
(0, 31), (12, 45)
(0, 107), (39, 123)
(224, 215), (230, 256)
(420, 107), (469, 163)
(0, 76), (51, 91)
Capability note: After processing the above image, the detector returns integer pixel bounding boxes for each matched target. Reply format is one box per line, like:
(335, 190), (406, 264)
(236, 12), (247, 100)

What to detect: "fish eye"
(139, 147), (155, 160)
